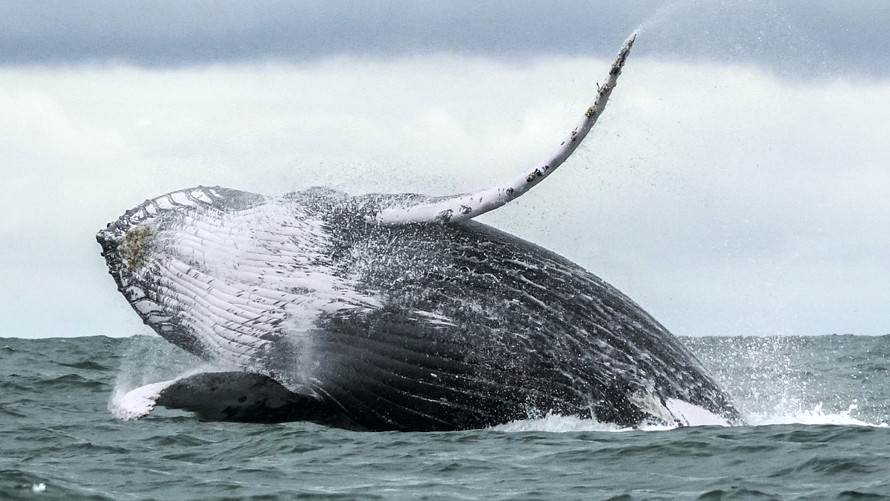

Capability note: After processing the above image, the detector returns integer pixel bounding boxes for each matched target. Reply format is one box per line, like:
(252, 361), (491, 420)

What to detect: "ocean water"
(1, 334), (888, 500)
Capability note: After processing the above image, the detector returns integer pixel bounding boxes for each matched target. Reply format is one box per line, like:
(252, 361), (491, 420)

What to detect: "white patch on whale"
(111, 378), (179, 420)
(664, 398), (732, 427)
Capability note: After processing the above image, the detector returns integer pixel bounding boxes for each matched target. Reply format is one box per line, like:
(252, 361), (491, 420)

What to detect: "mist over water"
(632, 0), (832, 78)
(685, 335), (889, 428)
(3, 334), (888, 499)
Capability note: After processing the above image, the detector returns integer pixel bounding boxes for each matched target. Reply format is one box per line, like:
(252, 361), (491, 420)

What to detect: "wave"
(746, 402), (888, 428)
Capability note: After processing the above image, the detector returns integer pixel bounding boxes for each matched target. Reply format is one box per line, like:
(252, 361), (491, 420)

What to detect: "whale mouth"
(96, 224), (121, 256)
(97, 224), (126, 275)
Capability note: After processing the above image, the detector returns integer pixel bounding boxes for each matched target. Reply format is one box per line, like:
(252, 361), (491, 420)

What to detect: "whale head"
(96, 187), (277, 359)
(96, 186), (385, 377)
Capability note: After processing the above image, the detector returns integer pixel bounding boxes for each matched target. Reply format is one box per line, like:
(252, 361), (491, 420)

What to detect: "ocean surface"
(1, 334), (888, 500)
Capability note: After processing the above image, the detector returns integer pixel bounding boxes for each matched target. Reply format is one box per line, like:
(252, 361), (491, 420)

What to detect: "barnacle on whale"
(118, 225), (152, 271)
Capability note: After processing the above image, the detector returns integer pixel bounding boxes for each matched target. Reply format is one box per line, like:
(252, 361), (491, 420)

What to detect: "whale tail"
(370, 31), (637, 225)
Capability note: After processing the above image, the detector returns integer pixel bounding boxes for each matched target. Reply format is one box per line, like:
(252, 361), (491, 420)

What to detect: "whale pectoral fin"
(151, 372), (340, 424)
(370, 32), (636, 225)
(115, 372), (342, 425)
(112, 378), (180, 420)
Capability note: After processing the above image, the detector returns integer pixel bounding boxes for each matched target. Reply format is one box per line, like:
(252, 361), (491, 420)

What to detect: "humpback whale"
(99, 33), (744, 430)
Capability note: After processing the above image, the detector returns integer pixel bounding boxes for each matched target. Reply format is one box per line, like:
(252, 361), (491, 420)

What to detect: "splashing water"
(108, 333), (207, 419)
(684, 335), (890, 428)
(748, 402), (887, 428)
(104, 334), (890, 431)
(488, 335), (890, 432)
(637, 0), (695, 34)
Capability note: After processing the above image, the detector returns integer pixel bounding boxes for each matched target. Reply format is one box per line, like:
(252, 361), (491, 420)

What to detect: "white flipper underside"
(111, 379), (179, 420)
(664, 398), (732, 427)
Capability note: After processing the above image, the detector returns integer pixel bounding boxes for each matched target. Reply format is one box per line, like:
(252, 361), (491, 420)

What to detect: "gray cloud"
(1, 1), (889, 76)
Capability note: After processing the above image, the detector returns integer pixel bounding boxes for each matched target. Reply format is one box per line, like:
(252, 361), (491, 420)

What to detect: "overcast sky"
(2, 1), (888, 339)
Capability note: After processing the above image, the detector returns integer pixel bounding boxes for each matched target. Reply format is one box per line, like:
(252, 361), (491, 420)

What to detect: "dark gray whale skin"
(98, 186), (743, 430)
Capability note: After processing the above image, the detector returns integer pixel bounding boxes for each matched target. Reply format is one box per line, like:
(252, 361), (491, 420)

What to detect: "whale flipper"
(371, 32), (636, 225)
(125, 372), (346, 425)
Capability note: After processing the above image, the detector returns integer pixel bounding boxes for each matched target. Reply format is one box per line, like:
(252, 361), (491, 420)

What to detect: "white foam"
(489, 395), (737, 433)
(491, 414), (628, 433)
(489, 405), (888, 433)
(746, 402), (888, 428)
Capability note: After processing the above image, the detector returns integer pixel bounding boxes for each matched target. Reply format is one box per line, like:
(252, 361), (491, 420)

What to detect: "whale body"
(99, 185), (742, 429)
(97, 33), (744, 430)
